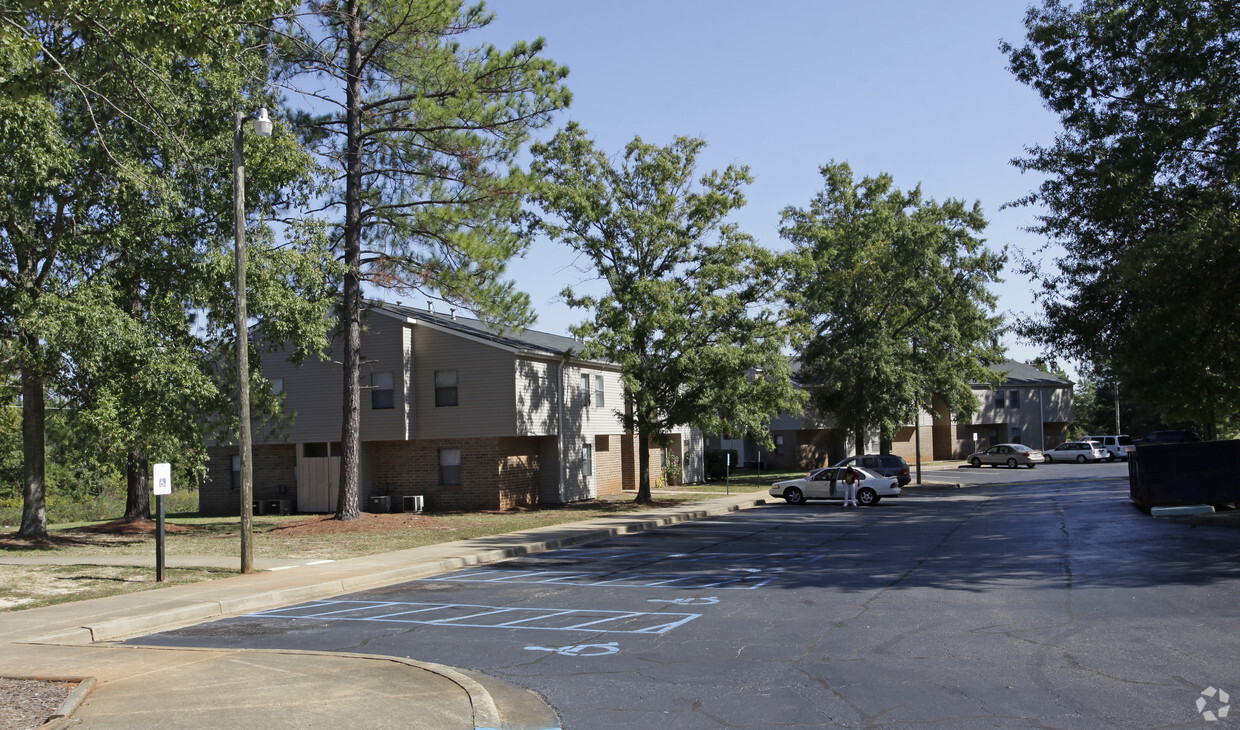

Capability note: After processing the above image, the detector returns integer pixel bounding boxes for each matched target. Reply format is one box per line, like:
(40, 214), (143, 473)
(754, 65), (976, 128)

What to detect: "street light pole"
(233, 108), (272, 574)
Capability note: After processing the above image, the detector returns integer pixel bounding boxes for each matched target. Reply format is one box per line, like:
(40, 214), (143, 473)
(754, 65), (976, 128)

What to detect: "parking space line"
(247, 600), (700, 635)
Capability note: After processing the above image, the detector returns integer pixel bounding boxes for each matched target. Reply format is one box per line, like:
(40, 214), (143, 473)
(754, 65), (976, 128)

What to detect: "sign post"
(726, 452), (731, 495)
(153, 463), (172, 582)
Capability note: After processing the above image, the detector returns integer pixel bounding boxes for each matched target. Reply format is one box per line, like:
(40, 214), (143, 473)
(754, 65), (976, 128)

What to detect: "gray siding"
(413, 325), (518, 438)
(257, 313), (408, 445)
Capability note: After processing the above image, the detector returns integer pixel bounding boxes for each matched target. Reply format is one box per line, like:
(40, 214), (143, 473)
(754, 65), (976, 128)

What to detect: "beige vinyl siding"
(515, 358), (559, 437)
(568, 365), (625, 437)
(413, 325), (518, 438)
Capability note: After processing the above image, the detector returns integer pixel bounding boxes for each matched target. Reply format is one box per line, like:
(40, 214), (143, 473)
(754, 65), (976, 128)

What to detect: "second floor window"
(435, 370), (458, 407)
(594, 375), (604, 408)
(581, 374), (591, 406)
(1010, 390), (1020, 408)
(371, 372), (394, 409)
(994, 392), (1006, 409)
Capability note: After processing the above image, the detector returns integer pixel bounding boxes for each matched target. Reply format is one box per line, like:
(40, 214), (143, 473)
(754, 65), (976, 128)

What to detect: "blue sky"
(425, 1), (1064, 366)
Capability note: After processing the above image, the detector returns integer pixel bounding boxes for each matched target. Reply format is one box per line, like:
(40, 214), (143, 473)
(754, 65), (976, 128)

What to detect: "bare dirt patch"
(269, 512), (461, 536)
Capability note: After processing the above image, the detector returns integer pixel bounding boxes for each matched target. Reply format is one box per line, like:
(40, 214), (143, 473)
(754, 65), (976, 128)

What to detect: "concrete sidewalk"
(0, 490), (770, 729)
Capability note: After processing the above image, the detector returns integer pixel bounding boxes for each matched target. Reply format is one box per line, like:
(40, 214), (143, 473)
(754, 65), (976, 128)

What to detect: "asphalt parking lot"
(133, 471), (1240, 728)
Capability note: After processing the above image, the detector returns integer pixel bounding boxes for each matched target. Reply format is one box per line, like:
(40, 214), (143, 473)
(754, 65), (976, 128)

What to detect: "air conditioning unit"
(402, 495), (424, 513)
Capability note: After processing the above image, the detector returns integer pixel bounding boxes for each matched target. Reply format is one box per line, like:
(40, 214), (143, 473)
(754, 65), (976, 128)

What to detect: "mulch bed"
(0, 678), (76, 730)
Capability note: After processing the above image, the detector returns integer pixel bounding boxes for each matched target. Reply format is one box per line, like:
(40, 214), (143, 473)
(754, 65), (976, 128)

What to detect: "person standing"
(843, 467), (859, 507)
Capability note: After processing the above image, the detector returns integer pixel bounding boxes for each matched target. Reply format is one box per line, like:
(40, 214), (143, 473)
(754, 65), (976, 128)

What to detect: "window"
(774, 435), (784, 455)
(231, 454), (240, 491)
(439, 448), (461, 485)
(994, 391), (1005, 408)
(435, 370), (458, 407)
(1010, 390), (1020, 408)
(270, 377), (284, 395)
(594, 375), (604, 408)
(581, 374), (591, 406)
(371, 372), (394, 409)
(582, 444), (593, 477)
(303, 442), (341, 458)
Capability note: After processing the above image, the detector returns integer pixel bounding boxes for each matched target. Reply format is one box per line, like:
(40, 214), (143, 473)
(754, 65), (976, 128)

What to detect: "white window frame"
(435, 370), (458, 407)
(439, 448), (461, 485)
(371, 371), (394, 410)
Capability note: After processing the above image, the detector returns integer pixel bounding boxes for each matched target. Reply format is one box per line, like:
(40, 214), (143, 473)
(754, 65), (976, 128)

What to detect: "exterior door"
(805, 468), (838, 499)
(297, 442), (341, 513)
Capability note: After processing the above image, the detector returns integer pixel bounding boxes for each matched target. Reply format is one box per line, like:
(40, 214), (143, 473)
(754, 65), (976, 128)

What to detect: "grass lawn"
(0, 487), (776, 609)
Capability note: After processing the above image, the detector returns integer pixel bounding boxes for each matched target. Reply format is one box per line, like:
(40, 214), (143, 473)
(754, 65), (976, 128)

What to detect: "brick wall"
(367, 436), (542, 511)
(200, 444), (297, 516)
(594, 434), (625, 495)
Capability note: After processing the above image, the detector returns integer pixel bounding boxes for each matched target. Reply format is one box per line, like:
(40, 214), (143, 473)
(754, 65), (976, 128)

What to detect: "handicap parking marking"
(524, 642), (620, 657)
(647, 596), (720, 606)
(247, 599), (701, 635)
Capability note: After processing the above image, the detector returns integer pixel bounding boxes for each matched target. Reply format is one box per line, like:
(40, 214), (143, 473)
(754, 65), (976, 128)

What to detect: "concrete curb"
(26, 495), (766, 647)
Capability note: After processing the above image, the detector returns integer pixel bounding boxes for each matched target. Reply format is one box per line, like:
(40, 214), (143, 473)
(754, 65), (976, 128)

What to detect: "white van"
(1083, 434), (1135, 461)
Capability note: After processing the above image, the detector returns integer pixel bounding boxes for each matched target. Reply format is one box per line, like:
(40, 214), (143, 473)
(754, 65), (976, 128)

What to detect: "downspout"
(1039, 386), (1045, 449)
(556, 360), (567, 503)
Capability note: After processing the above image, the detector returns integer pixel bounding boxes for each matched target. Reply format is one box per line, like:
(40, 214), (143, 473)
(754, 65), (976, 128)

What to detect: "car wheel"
(1027, 463), (1036, 468)
(970, 457), (982, 468)
(784, 487), (805, 505)
(1045, 455), (1054, 463)
(857, 487), (878, 506)
(1007, 458), (1018, 468)
(1076, 455), (1086, 463)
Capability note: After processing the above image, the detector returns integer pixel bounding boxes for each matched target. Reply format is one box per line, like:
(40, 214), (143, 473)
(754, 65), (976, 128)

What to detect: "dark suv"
(833, 454), (911, 486)
(1140, 430), (1203, 444)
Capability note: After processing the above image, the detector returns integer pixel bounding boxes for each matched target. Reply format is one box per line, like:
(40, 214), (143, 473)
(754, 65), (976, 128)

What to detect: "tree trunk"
(853, 424), (865, 456)
(635, 427), (653, 503)
(123, 449), (150, 521)
(18, 361), (47, 538)
(336, 0), (363, 521)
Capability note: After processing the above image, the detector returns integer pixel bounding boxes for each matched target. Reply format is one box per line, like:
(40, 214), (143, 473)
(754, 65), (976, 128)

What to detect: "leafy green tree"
(0, 1), (328, 536)
(273, 0), (571, 519)
(781, 162), (1007, 454)
(528, 122), (803, 503)
(1004, 0), (1240, 437)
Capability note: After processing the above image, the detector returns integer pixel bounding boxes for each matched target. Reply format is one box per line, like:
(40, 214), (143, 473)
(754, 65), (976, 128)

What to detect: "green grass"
(4, 492), (748, 562)
(0, 485), (769, 609)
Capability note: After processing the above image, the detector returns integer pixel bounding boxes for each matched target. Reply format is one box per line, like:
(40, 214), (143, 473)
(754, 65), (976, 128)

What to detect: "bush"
(704, 449), (739, 481)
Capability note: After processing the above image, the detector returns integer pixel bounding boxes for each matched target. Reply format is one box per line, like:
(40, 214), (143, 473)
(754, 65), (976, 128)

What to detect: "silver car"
(1043, 441), (1107, 463)
(769, 466), (900, 506)
(967, 443), (1045, 468)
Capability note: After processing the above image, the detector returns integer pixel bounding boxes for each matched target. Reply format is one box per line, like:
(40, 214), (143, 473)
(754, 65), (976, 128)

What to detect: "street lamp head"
(251, 107), (273, 137)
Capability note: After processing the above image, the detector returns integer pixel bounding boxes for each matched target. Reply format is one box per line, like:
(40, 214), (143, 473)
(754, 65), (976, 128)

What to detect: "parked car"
(967, 443), (1045, 468)
(1083, 434), (1135, 461)
(1043, 441), (1108, 463)
(1139, 429), (1203, 444)
(769, 466), (900, 506)
(833, 454), (911, 486)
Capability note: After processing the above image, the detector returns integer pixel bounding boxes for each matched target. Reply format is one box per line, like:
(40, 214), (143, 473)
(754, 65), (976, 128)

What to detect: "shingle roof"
(985, 359), (1072, 386)
(369, 300), (586, 359)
